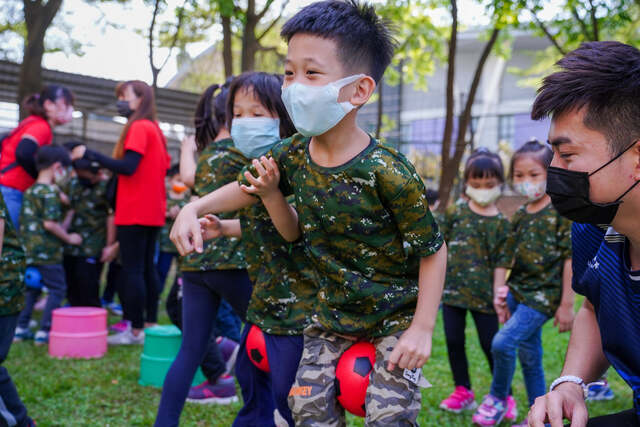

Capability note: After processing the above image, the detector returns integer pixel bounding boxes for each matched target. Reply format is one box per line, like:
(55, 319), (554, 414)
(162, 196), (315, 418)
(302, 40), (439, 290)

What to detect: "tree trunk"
(19, 0), (63, 119)
(437, 0), (458, 211)
(438, 26), (500, 210)
(222, 15), (233, 78)
(241, 0), (258, 71)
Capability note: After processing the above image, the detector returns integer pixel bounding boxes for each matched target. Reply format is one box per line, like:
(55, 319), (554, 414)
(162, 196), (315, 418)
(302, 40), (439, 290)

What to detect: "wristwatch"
(549, 375), (603, 399)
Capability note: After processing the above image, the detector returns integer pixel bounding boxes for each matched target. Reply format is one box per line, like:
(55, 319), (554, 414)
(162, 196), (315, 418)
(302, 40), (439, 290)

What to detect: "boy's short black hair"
(280, 0), (396, 83)
(531, 41), (640, 156)
(35, 145), (71, 172)
(226, 72), (297, 139)
(167, 163), (180, 178)
(464, 148), (505, 183)
(509, 139), (553, 180)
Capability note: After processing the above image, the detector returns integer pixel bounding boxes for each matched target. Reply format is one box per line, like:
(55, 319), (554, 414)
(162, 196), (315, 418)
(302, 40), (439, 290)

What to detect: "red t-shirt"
(0, 116), (53, 191)
(115, 120), (171, 226)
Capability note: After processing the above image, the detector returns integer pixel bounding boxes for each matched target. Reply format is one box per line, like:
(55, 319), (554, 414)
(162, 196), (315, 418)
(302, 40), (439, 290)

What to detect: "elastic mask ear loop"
(589, 139), (638, 177)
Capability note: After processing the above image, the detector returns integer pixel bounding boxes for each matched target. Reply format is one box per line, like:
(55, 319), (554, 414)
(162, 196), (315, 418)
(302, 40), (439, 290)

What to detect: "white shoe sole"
(224, 345), (240, 374)
(186, 395), (238, 405)
(439, 400), (478, 413)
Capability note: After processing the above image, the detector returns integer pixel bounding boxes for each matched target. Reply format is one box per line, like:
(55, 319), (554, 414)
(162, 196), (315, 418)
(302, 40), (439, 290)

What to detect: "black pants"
(103, 261), (122, 304)
(0, 315), (29, 427)
(442, 304), (502, 390)
(64, 255), (103, 307)
(117, 225), (161, 329)
(569, 409), (640, 427)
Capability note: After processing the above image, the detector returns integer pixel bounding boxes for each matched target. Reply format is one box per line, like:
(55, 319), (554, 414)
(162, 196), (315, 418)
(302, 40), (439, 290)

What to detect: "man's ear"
(350, 76), (376, 107)
(633, 140), (640, 181)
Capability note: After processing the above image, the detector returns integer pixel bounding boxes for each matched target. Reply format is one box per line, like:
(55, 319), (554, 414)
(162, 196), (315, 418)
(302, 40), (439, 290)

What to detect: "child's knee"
(491, 330), (513, 357)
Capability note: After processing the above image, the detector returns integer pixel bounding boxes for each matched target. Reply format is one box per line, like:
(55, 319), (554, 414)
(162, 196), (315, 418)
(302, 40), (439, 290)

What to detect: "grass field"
(6, 296), (633, 427)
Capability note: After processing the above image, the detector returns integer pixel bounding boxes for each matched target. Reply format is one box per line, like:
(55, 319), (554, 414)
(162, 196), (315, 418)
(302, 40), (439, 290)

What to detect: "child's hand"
(168, 204), (181, 219)
(59, 191), (70, 206)
(199, 214), (224, 240)
(387, 325), (432, 371)
(493, 285), (510, 324)
(71, 145), (86, 161)
(553, 304), (574, 333)
(100, 243), (119, 263)
(240, 157), (280, 199)
(67, 233), (83, 246)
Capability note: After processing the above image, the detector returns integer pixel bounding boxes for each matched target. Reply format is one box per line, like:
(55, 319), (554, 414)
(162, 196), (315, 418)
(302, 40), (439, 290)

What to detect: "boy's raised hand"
(199, 214), (224, 240)
(387, 325), (432, 372)
(240, 157), (280, 199)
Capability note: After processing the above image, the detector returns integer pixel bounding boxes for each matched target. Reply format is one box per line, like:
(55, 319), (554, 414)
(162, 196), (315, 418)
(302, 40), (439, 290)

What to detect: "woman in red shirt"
(75, 80), (170, 344)
(0, 85), (74, 228)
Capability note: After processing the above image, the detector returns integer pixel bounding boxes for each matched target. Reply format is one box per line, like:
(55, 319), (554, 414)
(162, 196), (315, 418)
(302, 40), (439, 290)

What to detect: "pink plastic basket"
(49, 307), (108, 359)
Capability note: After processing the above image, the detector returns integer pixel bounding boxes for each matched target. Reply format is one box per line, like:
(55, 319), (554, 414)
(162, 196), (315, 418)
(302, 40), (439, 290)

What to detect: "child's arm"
(240, 157), (300, 242)
(101, 214), (119, 263)
(43, 220), (82, 245)
(171, 181), (257, 255)
(387, 243), (447, 371)
(554, 258), (575, 333)
(199, 215), (242, 239)
(493, 267), (510, 324)
(61, 209), (74, 231)
(0, 218), (4, 257)
(179, 135), (197, 187)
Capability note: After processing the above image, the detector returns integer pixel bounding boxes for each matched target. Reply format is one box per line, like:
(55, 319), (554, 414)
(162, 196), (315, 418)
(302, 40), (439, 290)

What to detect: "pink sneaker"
(505, 395), (518, 421)
(110, 320), (131, 333)
(440, 386), (477, 413)
(472, 394), (507, 426)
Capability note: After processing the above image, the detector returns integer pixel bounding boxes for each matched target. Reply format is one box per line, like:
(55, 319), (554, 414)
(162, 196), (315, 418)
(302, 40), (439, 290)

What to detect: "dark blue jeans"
(233, 324), (304, 427)
(155, 269), (253, 427)
(155, 251), (176, 295)
(215, 299), (242, 343)
(0, 185), (22, 231)
(0, 315), (29, 427)
(17, 264), (66, 332)
(490, 293), (549, 406)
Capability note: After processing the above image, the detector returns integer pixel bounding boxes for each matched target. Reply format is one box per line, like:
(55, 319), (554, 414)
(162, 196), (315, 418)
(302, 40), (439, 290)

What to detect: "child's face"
(169, 174), (184, 188)
(467, 175), (500, 190)
(76, 168), (99, 183)
(283, 34), (356, 103)
(233, 87), (278, 119)
(512, 155), (547, 185)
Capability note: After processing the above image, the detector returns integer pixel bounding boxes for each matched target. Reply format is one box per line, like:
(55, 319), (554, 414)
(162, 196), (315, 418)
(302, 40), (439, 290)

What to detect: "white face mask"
(466, 185), (501, 207)
(281, 74), (365, 137)
(231, 117), (281, 159)
(514, 180), (547, 202)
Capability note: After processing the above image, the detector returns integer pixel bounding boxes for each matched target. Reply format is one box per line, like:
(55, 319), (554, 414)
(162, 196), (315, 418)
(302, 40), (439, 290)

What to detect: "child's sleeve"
(42, 189), (62, 222)
(491, 216), (512, 268)
(495, 212), (519, 269)
(380, 161), (444, 257)
(556, 215), (572, 259)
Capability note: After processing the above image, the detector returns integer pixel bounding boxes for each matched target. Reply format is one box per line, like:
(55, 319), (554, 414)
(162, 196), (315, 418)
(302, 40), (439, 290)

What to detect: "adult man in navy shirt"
(528, 41), (640, 427)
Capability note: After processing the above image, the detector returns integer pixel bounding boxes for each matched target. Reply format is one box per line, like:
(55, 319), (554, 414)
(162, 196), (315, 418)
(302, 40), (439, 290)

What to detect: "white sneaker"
(107, 329), (145, 345)
(29, 319), (37, 329)
(34, 330), (49, 346)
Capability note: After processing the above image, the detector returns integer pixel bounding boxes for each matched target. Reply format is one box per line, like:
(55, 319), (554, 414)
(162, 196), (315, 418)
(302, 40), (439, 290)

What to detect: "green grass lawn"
(7, 297), (633, 426)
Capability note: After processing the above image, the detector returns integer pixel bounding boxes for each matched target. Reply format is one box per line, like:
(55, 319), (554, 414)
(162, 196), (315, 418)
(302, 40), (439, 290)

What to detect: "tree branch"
(256, 0), (289, 42)
(441, 0), (458, 167)
(256, 0), (276, 21)
(158, 0), (188, 72)
(571, 6), (592, 40)
(587, 0), (599, 41)
(529, 8), (566, 55)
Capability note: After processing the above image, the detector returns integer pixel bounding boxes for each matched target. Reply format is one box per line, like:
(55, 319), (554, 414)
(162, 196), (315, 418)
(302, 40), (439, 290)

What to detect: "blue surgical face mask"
(281, 74), (365, 137)
(231, 117), (281, 159)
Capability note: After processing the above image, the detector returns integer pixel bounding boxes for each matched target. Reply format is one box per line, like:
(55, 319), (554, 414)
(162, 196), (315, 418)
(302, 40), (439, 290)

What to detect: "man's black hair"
(532, 41), (640, 156)
(226, 72), (297, 139)
(35, 145), (71, 172)
(167, 163), (181, 178)
(280, 0), (396, 83)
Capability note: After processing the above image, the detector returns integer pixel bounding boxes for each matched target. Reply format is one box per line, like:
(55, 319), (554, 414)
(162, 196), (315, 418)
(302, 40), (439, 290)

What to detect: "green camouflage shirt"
(241, 198), (317, 335)
(500, 203), (572, 317)
(20, 183), (64, 265)
(160, 194), (189, 253)
(440, 200), (510, 313)
(0, 191), (26, 315)
(241, 134), (444, 337)
(64, 177), (111, 258)
(180, 139), (246, 271)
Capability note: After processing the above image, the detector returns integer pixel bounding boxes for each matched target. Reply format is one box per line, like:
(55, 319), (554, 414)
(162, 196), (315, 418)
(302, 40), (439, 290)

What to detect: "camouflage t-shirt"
(440, 201), (510, 313)
(180, 139), (246, 271)
(240, 134), (444, 337)
(160, 195), (189, 253)
(64, 177), (111, 258)
(500, 203), (572, 317)
(0, 191), (26, 316)
(241, 198), (317, 335)
(20, 183), (64, 265)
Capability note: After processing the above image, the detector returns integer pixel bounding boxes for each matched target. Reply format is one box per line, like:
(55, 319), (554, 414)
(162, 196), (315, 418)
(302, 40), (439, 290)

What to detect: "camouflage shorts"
(287, 324), (421, 426)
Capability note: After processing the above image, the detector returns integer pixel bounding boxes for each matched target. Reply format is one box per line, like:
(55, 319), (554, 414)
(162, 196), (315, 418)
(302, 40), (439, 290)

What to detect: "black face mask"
(546, 140), (640, 225)
(116, 100), (134, 118)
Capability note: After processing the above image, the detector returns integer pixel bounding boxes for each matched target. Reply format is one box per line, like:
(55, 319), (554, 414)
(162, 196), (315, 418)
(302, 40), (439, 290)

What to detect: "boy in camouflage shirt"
(62, 153), (116, 307)
(171, 2), (447, 424)
(0, 180), (35, 427)
(15, 146), (82, 345)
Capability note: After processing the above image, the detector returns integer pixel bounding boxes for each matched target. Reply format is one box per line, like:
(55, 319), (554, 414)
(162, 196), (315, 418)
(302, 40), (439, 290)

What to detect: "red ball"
(246, 325), (270, 372)
(335, 341), (376, 417)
